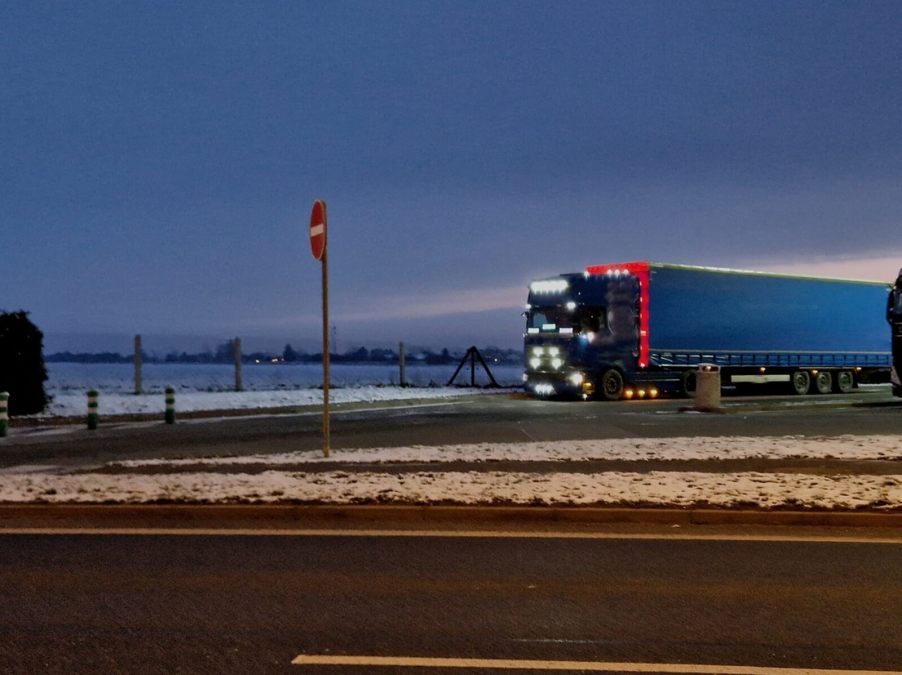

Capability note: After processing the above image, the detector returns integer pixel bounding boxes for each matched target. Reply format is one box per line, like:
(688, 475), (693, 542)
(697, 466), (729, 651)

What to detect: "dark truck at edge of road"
(524, 261), (892, 400)
(888, 268), (902, 397)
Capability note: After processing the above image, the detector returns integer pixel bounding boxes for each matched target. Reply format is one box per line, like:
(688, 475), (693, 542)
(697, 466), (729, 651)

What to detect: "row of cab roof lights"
(529, 269), (637, 294)
(529, 279), (569, 294)
(598, 268), (636, 278)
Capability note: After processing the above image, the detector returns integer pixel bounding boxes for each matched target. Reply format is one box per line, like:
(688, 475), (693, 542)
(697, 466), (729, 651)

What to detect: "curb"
(0, 504), (900, 530)
(5, 393), (502, 429)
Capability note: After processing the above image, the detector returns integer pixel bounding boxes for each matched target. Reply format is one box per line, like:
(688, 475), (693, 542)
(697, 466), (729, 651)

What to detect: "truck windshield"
(527, 305), (605, 333)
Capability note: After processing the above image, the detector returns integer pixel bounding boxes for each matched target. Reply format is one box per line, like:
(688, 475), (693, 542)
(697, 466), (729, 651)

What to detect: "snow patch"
(1, 471), (898, 508)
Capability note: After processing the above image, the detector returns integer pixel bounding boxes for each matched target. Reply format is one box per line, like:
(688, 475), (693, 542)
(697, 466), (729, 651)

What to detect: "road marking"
(4, 400), (473, 438)
(512, 638), (619, 644)
(518, 426), (539, 441)
(290, 654), (901, 673)
(179, 399), (470, 421)
(0, 528), (900, 544)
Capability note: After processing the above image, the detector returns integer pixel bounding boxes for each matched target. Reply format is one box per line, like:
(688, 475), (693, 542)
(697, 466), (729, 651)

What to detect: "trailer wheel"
(813, 371), (833, 394)
(834, 370), (854, 394)
(790, 370), (810, 395)
(679, 370), (697, 397)
(599, 369), (624, 401)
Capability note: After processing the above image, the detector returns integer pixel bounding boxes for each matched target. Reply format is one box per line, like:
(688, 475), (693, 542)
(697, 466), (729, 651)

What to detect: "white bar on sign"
(310, 224), (325, 236)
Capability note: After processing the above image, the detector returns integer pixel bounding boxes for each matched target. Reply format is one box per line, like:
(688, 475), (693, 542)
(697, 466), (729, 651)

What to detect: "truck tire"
(599, 369), (624, 401)
(790, 370), (810, 395)
(679, 370), (697, 397)
(834, 370), (854, 393)
(813, 370), (833, 394)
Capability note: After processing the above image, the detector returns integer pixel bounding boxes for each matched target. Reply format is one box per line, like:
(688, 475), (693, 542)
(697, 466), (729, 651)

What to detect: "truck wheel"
(790, 370), (810, 395)
(834, 370), (854, 393)
(599, 369), (624, 401)
(679, 370), (697, 397)
(813, 371), (832, 394)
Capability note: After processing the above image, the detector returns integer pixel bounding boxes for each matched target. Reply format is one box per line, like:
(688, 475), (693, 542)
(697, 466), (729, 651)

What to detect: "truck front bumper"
(524, 371), (589, 398)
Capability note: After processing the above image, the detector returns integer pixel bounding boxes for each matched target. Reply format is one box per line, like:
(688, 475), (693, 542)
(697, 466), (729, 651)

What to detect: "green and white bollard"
(87, 390), (99, 430)
(165, 387), (176, 424)
(0, 392), (8, 438)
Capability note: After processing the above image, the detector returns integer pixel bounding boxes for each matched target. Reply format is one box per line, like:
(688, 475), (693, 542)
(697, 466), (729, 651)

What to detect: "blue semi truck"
(888, 268), (902, 397)
(524, 261), (892, 400)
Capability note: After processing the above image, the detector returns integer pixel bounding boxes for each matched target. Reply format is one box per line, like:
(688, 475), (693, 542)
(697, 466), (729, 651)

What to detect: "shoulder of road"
(2, 392), (900, 518)
(7, 389), (902, 428)
(1, 504), (900, 535)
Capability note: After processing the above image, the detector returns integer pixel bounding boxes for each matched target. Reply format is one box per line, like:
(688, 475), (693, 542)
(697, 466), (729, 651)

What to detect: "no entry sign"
(309, 199), (326, 261)
(308, 198), (330, 457)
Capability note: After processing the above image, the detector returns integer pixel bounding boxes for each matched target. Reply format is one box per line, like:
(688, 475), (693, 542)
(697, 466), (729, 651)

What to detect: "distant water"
(45, 362), (524, 394)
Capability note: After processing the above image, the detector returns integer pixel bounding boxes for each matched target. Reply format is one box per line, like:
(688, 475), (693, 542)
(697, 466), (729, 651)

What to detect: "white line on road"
(290, 654), (901, 673)
(6, 399), (472, 438)
(1, 528), (900, 544)
(177, 398), (470, 423)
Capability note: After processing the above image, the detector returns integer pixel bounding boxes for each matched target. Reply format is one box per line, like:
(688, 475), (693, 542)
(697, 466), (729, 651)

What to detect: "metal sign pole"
(321, 241), (330, 458)
(309, 199), (330, 458)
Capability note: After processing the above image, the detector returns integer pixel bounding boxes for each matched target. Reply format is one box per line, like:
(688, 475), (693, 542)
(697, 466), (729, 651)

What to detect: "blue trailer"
(888, 268), (902, 397)
(524, 261), (892, 400)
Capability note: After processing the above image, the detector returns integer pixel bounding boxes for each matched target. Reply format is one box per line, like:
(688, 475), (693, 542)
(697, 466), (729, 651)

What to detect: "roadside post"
(87, 390), (99, 430)
(233, 337), (243, 392)
(310, 199), (330, 457)
(134, 334), (143, 395)
(165, 387), (176, 424)
(0, 392), (8, 437)
(694, 364), (721, 412)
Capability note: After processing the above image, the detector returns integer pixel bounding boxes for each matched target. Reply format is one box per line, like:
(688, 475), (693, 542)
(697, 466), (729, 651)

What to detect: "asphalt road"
(3, 391), (900, 673)
(1, 526), (899, 674)
(3, 388), (902, 470)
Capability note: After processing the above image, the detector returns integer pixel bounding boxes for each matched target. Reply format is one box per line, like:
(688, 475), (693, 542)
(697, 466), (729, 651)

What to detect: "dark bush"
(0, 311), (49, 415)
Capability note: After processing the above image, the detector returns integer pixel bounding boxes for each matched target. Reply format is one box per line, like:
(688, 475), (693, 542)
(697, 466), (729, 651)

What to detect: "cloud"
(333, 285), (525, 323)
(741, 252), (902, 283)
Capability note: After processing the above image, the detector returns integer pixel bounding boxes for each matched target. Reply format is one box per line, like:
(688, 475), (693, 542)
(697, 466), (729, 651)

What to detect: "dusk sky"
(3, 1), (901, 355)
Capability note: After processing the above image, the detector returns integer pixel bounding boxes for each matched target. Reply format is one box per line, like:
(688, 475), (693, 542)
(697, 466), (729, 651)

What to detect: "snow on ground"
(0, 470), (899, 509)
(1, 435), (900, 509)
(9, 382), (901, 510)
(112, 434), (902, 466)
(41, 386), (506, 417)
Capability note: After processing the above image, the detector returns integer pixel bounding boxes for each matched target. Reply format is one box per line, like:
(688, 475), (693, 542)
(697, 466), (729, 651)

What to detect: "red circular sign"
(309, 200), (326, 261)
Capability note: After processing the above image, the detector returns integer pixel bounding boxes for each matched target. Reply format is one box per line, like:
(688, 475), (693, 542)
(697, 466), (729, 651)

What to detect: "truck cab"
(888, 268), (902, 397)
(523, 272), (649, 399)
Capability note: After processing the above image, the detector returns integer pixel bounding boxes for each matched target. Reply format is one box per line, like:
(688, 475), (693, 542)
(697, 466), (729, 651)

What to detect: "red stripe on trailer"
(584, 261), (651, 369)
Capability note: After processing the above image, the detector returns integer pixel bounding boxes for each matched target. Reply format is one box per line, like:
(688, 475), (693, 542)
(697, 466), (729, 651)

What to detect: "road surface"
(4, 389), (902, 471)
(0, 521), (899, 674)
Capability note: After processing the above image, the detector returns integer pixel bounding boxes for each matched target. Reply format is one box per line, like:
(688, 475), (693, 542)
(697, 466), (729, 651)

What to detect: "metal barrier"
(694, 364), (721, 412)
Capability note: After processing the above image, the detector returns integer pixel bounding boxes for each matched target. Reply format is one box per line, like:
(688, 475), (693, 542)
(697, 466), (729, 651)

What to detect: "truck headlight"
(568, 372), (584, 386)
(551, 358), (563, 369)
(529, 358), (541, 369)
